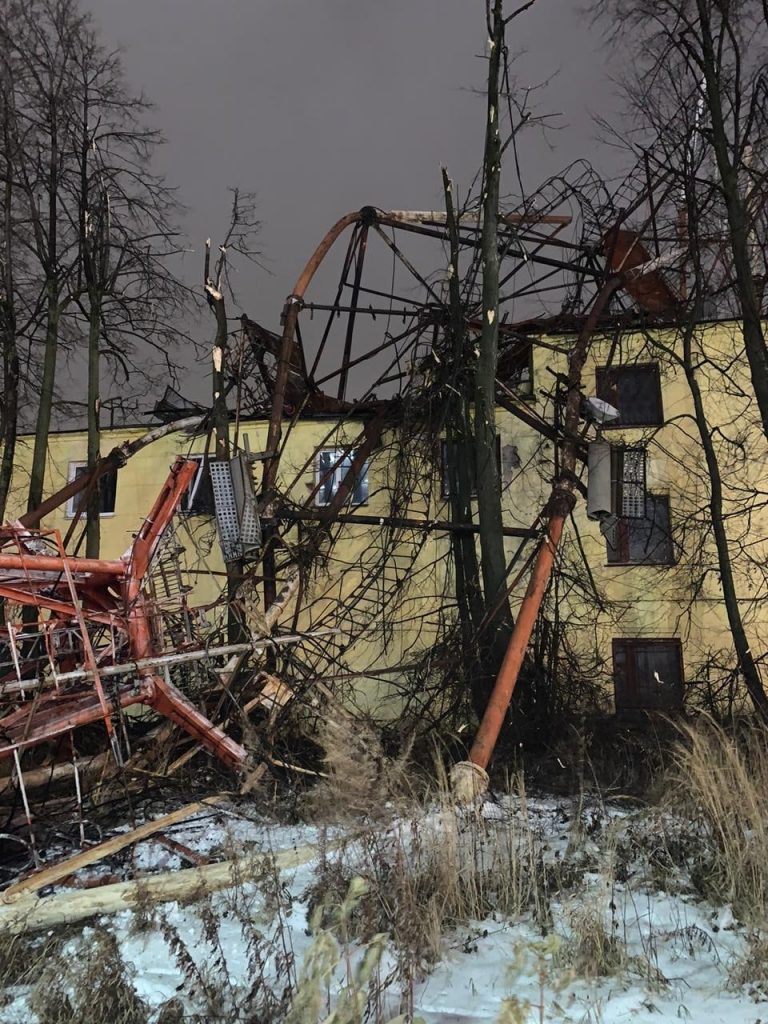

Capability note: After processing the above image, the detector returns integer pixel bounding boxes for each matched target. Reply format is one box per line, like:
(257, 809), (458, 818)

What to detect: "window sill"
(599, 421), (666, 430)
(64, 512), (116, 520)
(604, 561), (676, 568)
(315, 501), (369, 509)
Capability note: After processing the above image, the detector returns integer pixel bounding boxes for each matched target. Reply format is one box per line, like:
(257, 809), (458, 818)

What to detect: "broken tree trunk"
(473, 0), (515, 709)
(0, 840), (321, 935)
(452, 274), (623, 800)
(4, 796), (227, 896)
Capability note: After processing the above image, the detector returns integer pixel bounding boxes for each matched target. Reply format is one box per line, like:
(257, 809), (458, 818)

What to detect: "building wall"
(5, 320), (762, 717)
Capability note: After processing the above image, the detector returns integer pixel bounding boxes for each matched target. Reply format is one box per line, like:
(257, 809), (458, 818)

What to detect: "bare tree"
(591, 0), (768, 713)
(68, 24), (187, 555)
(473, 0), (516, 691)
(0, 0), (190, 555)
(0, 26), (21, 522)
(592, 0), (768, 437)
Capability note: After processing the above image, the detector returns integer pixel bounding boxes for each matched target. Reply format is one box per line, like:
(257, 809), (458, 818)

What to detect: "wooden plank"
(3, 795), (227, 897)
(0, 841), (320, 935)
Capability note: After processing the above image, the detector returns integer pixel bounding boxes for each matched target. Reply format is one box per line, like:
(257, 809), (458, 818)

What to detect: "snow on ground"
(3, 793), (767, 1022)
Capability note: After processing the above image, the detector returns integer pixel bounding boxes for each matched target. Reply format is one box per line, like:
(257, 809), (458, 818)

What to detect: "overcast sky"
(86, 1), (623, 398)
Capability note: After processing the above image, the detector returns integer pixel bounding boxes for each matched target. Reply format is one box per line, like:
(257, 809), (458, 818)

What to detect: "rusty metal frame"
(0, 458), (249, 771)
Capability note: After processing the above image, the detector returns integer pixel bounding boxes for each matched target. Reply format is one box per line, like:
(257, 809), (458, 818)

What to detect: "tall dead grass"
(305, 771), (556, 973)
(302, 715), (416, 822)
(666, 716), (768, 922)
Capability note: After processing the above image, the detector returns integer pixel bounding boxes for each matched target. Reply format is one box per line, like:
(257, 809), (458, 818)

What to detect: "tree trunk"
(210, 291), (229, 462)
(683, 329), (768, 716)
(85, 296), (101, 557)
(473, 0), (514, 703)
(206, 275), (246, 644)
(27, 100), (59, 517)
(0, 139), (18, 523)
(27, 283), (59, 514)
(0, 839), (318, 936)
(695, 0), (768, 441)
(442, 168), (485, 688)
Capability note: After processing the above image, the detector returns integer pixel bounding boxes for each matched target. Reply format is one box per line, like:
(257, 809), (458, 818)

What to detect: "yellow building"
(5, 319), (762, 719)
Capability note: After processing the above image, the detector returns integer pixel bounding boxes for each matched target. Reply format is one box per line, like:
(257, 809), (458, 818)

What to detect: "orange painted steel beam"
(0, 457), (249, 773)
(262, 209), (362, 501)
(0, 554), (124, 577)
(127, 458), (198, 582)
(467, 275), (624, 772)
(0, 684), (153, 753)
(0, 586), (119, 627)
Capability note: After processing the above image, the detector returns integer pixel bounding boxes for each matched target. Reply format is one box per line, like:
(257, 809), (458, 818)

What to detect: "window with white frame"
(181, 455), (215, 515)
(316, 449), (369, 506)
(65, 462), (118, 518)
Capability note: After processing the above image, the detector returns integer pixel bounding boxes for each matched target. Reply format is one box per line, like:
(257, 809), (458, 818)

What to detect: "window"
(181, 455), (215, 515)
(316, 449), (369, 506)
(441, 436), (502, 498)
(613, 638), (684, 712)
(596, 363), (664, 427)
(498, 342), (533, 397)
(606, 493), (674, 565)
(65, 462), (117, 517)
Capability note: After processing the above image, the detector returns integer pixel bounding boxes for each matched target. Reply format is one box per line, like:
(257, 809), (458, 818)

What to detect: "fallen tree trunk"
(0, 841), (319, 935)
(0, 751), (111, 797)
(3, 796), (226, 896)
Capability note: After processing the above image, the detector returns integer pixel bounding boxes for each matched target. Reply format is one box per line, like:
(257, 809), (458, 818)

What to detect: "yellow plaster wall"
(5, 320), (763, 714)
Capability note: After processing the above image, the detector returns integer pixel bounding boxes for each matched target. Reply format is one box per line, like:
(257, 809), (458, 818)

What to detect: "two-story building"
(5, 318), (763, 721)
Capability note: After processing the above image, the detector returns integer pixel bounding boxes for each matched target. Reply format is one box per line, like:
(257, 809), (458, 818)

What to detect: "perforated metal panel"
(209, 461), (240, 561)
(209, 455), (261, 562)
(229, 453), (261, 558)
(621, 448), (647, 519)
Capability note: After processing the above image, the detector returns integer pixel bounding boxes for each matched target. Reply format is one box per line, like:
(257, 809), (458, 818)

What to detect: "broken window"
(316, 449), (369, 506)
(613, 638), (684, 712)
(181, 455), (215, 516)
(65, 462), (117, 517)
(596, 363), (664, 427)
(497, 339), (533, 396)
(441, 436), (502, 498)
(606, 493), (674, 565)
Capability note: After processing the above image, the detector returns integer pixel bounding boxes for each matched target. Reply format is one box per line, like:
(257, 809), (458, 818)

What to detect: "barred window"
(606, 493), (674, 565)
(612, 446), (647, 519)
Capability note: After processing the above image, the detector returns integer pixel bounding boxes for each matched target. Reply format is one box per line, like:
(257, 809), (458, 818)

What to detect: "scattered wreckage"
(0, 179), (684, 892)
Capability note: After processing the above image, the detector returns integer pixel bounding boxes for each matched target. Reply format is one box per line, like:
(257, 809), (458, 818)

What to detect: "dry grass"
(664, 716), (768, 923)
(305, 771), (556, 973)
(18, 717), (768, 1021)
(29, 927), (148, 1024)
(302, 715), (416, 823)
(556, 899), (626, 978)
(729, 931), (768, 1000)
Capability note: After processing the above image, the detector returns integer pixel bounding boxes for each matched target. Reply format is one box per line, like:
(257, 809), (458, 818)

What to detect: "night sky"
(86, 1), (623, 401)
